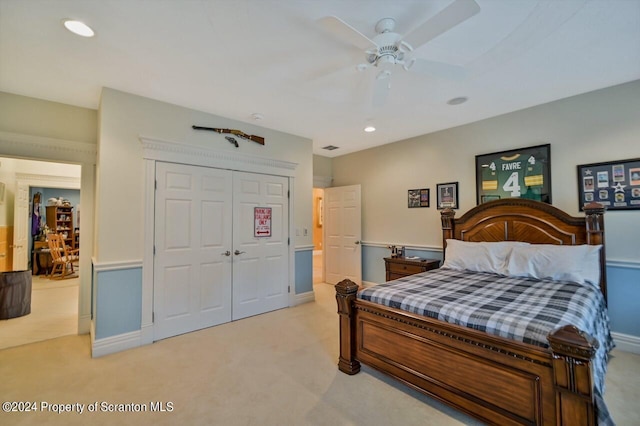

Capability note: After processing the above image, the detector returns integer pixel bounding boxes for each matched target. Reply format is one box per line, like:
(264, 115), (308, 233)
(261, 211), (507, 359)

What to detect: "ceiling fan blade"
(317, 16), (378, 51)
(402, 0), (480, 51)
(407, 58), (467, 80)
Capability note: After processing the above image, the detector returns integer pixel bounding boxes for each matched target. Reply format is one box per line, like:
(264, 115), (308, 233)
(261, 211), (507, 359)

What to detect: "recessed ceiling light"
(322, 145), (339, 151)
(251, 113), (264, 121)
(447, 96), (468, 106)
(364, 125), (376, 133)
(63, 20), (95, 37)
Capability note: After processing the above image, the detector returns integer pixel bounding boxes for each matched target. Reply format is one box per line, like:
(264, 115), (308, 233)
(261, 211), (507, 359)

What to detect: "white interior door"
(324, 185), (362, 285)
(12, 182), (29, 271)
(232, 171), (289, 320)
(154, 162), (233, 340)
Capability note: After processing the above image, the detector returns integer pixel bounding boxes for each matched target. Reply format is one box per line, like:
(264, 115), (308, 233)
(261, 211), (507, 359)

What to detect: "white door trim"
(13, 173), (81, 271)
(139, 136), (297, 345)
(0, 132), (96, 336)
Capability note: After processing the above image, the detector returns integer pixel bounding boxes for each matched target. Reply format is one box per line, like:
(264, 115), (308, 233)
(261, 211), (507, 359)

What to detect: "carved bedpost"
(335, 279), (361, 375)
(441, 208), (456, 260)
(547, 325), (598, 426)
(584, 202), (607, 303)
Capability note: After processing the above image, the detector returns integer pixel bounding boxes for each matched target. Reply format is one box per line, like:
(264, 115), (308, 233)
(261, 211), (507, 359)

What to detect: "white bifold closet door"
(232, 171), (289, 321)
(154, 162), (289, 341)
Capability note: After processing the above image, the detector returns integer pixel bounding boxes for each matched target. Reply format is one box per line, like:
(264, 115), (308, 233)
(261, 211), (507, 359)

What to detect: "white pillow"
(442, 239), (529, 275)
(505, 244), (602, 286)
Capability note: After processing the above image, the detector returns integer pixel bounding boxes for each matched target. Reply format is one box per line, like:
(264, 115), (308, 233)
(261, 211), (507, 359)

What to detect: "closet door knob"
(234, 250), (246, 255)
(221, 251), (231, 256)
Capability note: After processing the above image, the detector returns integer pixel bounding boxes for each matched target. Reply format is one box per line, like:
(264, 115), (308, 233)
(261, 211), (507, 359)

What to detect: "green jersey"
(481, 154), (544, 200)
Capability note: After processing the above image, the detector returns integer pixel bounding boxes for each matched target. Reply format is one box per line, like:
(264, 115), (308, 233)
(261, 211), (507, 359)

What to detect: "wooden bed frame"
(336, 199), (606, 426)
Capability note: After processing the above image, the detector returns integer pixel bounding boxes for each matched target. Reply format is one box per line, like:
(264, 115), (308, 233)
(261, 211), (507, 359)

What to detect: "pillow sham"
(442, 239), (528, 275)
(505, 244), (602, 286)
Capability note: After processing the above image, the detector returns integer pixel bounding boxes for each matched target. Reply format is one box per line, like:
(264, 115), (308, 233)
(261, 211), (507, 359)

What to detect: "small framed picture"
(437, 182), (458, 209)
(408, 188), (429, 208)
(577, 157), (640, 210)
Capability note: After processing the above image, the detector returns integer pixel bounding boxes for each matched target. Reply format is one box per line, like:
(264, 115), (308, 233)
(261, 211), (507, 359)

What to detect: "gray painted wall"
(330, 80), (640, 337)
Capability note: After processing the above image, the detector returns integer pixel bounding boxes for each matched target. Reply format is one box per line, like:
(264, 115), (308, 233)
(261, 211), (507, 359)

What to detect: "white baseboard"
(361, 280), (379, 288)
(294, 290), (315, 306)
(140, 322), (154, 346)
(78, 314), (91, 334)
(91, 322), (143, 358)
(612, 332), (640, 354)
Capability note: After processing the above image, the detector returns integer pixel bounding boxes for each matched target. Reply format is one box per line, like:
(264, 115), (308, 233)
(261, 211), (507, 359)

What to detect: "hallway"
(313, 250), (323, 284)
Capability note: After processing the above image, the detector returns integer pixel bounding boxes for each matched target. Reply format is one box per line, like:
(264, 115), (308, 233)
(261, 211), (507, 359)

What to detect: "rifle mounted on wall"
(192, 125), (265, 145)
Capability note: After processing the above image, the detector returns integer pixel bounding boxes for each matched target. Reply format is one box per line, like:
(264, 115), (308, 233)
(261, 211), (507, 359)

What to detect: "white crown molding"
(15, 173), (80, 188)
(139, 135), (297, 177)
(0, 131), (96, 164)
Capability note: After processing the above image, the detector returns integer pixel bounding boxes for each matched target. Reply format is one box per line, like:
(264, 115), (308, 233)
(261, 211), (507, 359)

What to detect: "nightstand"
(384, 257), (440, 281)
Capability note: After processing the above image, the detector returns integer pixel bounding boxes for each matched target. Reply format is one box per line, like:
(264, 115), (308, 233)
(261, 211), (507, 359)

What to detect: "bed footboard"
(335, 279), (598, 425)
(548, 325), (598, 426)
(335, 278), (360, 375)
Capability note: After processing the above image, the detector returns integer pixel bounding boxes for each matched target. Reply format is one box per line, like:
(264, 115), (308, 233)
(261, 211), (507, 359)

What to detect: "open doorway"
(312, 188), (324, 284)
(0, 157), (81, 350)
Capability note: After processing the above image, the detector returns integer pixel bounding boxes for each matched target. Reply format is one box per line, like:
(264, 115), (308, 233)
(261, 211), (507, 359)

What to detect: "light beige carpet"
(0, 282), (638, 426)
(0, 274), (78, 350)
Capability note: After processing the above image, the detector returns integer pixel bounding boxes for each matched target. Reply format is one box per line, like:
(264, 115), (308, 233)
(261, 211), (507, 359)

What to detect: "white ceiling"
(1, 0), (639, 157)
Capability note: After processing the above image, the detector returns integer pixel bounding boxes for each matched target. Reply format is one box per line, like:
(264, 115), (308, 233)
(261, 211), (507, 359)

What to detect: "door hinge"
(155, 180), (157, 190)
(152, 312), (154, 322)
(153, 245), (156, 255)
(287, 190), (290, 199)
(287, 237), (290, 246)
(288, 286), (290, 293)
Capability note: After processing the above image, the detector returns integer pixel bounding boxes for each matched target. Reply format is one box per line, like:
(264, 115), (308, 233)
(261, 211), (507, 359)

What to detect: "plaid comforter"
(359, 268), (615, 425)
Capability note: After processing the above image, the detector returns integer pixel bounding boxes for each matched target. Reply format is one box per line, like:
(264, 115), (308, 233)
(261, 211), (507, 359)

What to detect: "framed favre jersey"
(475, 144), (551, 205)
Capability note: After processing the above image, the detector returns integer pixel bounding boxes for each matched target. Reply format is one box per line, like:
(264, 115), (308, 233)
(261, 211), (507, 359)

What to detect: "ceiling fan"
(317, 0), (480, 106)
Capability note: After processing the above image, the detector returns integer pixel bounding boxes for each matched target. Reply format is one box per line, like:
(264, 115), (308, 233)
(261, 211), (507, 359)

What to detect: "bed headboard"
(440, 198), (607, 301)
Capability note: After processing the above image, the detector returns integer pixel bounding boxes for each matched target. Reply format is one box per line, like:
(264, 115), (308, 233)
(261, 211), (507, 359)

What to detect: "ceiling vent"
(322, 145), (339, 151)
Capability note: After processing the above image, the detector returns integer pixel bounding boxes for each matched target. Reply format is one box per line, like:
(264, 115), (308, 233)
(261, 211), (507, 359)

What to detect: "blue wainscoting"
(295, 248), (313, 294)
(93, 266), (142, 340)
(607, 262), (640, 338)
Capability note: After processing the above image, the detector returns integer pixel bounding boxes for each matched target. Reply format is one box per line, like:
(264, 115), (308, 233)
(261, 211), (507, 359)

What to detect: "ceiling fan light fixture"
(364, 125), (376, 133)
(63, 19), (95, 37)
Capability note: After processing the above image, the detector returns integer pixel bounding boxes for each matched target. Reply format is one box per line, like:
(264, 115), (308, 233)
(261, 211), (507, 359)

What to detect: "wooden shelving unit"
(46, 205), (75, 248)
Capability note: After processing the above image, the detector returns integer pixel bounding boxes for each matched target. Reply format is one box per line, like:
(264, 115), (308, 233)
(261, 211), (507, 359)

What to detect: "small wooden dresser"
(384, 257), (440, 281)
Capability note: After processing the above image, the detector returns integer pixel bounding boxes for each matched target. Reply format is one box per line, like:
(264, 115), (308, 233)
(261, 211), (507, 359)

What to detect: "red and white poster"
(254, 207), (272, 237)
